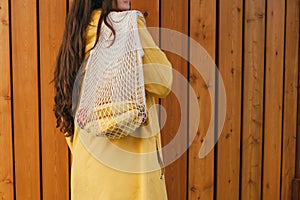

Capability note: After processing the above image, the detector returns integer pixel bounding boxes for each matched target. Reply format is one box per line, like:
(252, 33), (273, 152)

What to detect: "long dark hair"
(53, 0), (117, 137)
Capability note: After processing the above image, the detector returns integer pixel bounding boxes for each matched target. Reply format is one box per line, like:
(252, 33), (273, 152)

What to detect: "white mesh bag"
(73, 10), (147, 139)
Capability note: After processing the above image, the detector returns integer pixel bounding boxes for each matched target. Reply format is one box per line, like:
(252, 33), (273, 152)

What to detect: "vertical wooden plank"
(292, 179), (300, 200)
(161, 0), (188, 199)
(39, 0), (69, 199)
(281, 0), (299, 199)
(242, 0), (266, 199)
(0, 0), (14, 199)
(11, 0), (41, 199)
(294, 82), (300, 198)
(294, 45), (300, 198)
(262, 0), (285, 199)
(217, 0), (243, 199)
(189, 0), (216, 199)
(131, 0), (159, 26)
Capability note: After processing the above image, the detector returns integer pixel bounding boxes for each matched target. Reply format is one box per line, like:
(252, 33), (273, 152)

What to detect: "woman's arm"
(138, 17), (173, 98)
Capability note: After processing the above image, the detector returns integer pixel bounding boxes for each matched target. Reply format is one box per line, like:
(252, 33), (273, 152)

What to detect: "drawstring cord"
(155, 137), (165, 180)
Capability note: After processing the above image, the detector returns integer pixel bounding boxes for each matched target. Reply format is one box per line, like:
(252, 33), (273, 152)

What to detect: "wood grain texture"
(262, 0), (285, 199)
(160, 0), (189, 199)
(39, 0), (70, 199)
(217, 0), (243, 199)
(2, 0), (299, 199)
(292, 178), (300, 200)
(281, 0), (299, 199)
(11, 0), (41, 199)
(0, 0), (14, 199)
(131, 0), (158, 26)
(189, 0), (216, 199)
(241, 0), (266, 199)
(296, 43), (300, 195)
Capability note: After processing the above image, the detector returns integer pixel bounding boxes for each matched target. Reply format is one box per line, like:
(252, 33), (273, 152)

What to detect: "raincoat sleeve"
(137, 17), (173, 98)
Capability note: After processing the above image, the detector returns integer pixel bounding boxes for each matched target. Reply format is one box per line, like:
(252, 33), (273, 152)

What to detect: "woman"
(54, 0), (172, 199)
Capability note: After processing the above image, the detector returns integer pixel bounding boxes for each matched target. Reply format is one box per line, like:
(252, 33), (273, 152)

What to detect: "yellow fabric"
(65, 9), (172, 200)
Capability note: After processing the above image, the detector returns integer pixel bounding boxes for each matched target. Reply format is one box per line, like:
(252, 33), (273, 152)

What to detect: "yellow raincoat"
(65, 9), (172, 200)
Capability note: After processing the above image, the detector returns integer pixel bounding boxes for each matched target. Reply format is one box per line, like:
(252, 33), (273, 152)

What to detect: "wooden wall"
(0, 0), (299, 199)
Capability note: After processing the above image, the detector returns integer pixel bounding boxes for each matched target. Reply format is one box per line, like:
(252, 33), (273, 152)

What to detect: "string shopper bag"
(73, 10), (147, 139)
